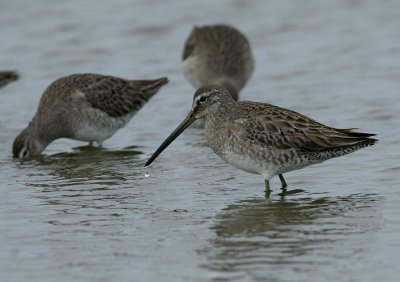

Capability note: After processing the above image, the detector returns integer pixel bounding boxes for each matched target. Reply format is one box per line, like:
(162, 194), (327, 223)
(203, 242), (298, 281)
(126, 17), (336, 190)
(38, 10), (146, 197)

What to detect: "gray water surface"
(1, 1), (399, 281)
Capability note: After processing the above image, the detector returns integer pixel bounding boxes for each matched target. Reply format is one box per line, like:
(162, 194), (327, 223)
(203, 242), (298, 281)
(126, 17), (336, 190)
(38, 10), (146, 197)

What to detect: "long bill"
(145, 113), (197, 167)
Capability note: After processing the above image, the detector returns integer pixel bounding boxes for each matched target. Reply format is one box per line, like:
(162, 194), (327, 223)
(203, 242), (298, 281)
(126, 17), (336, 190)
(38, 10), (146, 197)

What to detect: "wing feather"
(234, 101), (376, 152)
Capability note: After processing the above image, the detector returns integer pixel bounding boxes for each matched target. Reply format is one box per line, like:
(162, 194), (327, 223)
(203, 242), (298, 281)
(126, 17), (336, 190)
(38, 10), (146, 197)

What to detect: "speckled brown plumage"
(226, 102), (376, 153)
(0, 71), (19, 88)
(145, 85), (377, 196)
(182, 24), (254, 100)
(13, 73), (168, 158)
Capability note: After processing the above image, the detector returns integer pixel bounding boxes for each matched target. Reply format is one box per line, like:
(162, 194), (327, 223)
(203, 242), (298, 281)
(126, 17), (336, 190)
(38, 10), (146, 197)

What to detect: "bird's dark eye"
(22, 150), (28, 158)
(199, 96), (207, 103)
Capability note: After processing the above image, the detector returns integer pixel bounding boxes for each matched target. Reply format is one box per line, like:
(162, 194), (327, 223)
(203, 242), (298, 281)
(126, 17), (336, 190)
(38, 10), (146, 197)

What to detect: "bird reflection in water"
(17, 145), (144, 189)
(201, 194), (381, 278)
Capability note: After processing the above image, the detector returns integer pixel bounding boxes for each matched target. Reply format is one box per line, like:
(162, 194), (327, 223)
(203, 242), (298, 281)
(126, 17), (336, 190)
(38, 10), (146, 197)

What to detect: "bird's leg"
(279, 174), (288, 191)
(264, 179), (271, 198)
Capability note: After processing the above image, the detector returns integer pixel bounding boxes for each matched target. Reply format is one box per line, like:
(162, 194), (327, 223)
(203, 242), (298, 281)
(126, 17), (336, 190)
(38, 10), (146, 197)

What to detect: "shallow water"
(1, 0), (399, 281)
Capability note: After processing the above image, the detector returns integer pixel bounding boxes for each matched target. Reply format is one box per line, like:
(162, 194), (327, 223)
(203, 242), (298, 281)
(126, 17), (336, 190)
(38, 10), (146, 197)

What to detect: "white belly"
(182, 56), (202, 87)
(73, 111), (134, 142)
(220, 149), (275, 179)
(75, 124), (119, 142)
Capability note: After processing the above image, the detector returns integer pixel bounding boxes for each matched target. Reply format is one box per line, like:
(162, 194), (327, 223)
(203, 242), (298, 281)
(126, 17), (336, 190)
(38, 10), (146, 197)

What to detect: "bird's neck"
(205, 99), (236, 127)
(211, 78), (239, 100)
(27, 120), (57, 149)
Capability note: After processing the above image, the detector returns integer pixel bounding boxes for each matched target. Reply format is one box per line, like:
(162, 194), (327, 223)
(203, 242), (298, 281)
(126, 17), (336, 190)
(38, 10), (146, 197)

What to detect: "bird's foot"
(278, 188), (305, 197)
(264, 189), (271, 198)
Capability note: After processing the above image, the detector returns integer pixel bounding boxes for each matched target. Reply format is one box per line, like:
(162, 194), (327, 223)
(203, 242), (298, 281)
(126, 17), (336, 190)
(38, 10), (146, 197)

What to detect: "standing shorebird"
(145, 86), (377, 196)
(13, 73), (168, 159)
(182, 24), (254, 100)
(0, 71), (19, 88)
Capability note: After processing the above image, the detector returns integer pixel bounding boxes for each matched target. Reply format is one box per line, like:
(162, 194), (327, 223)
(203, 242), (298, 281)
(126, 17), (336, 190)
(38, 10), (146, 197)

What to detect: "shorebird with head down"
(182, 24), (254, 100)
(13, 73), (168, 159)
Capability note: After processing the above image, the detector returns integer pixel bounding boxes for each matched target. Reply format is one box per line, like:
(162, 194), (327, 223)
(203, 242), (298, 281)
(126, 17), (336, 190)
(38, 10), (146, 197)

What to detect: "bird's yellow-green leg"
(279, 174), (288, 190)
(264, 179), (271, 198)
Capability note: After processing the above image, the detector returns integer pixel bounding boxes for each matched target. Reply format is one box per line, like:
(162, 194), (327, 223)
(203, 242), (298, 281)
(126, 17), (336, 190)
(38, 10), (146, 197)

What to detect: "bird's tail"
(136, 77), (169, 98)
(0, 70), (19, 88)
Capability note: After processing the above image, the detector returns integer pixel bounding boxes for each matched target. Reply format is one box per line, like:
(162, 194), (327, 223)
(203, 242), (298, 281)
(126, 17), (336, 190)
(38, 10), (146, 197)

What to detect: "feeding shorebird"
(182, 24), (254, 100)
(13, 73), (168, 159)
(145, 85), (377, 196)
(0, 71), (19, 88)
